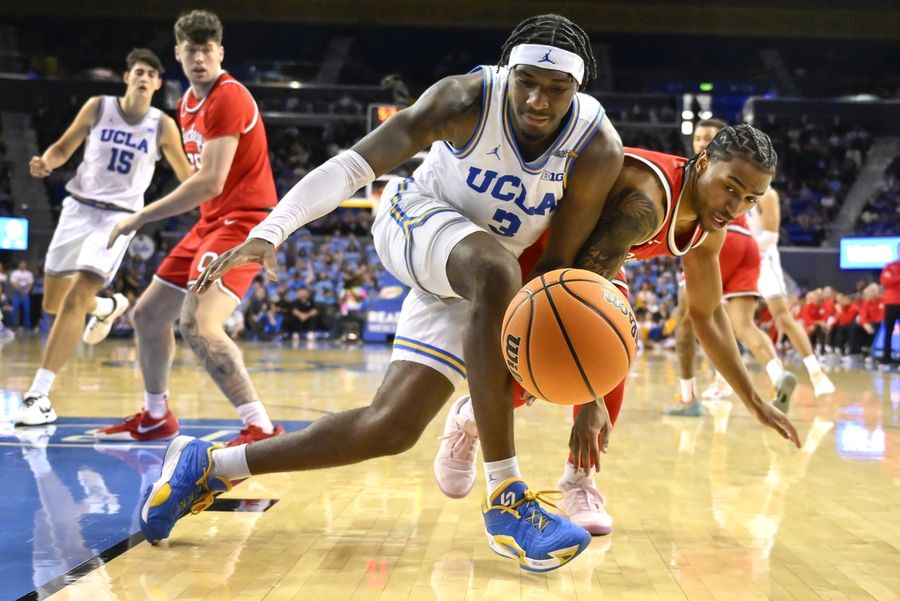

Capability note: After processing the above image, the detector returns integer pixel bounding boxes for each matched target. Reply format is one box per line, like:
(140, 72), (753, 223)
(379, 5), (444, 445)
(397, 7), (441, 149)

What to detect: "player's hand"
(107, 213), (144, 249)
(753, 402), (801, 448)
(29, 156), (52, 178)
(568, 399), (611, 472)
(192, 238), (277, 294)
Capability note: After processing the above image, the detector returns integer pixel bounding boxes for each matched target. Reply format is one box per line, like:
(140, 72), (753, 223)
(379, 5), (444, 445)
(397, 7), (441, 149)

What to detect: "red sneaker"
(94, 410), (180, 442)
(227, 423), (285, 447)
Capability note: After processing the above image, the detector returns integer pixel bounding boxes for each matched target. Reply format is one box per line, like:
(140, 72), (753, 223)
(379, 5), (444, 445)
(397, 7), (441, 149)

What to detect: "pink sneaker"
(94, 409), (179, 442)
(434, 396), (479, 499)
(558, 476), (612, 536)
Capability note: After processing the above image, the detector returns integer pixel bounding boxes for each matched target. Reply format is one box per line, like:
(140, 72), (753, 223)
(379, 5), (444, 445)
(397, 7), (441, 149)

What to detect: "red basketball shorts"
(720, 230), (761, 300)
(155, 214), (265, 302)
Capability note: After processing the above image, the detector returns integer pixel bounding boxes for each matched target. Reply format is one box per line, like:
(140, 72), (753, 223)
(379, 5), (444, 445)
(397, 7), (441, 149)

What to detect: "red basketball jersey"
(177, 73), (277, 223)
(726, 213), (751, 235)
(624, 148), (708, 261)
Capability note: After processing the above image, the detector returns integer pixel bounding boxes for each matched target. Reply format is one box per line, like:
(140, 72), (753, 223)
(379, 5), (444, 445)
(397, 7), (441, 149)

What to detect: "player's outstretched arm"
(107, 135), (239, 248)
(29, 96), (99, 177)
(682, 232), (800, 447)
(159, 115), (195, 182)
(530, 118), (623, 278)
(192, 73), (483, 293)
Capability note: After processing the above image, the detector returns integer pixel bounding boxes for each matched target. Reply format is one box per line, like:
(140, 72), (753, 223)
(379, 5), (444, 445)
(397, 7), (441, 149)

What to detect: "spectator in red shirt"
(800, 290), (827, 354)
(879, 246), (900, 366)
(828, 293), (860, 355)
(855, 283), (885, 359)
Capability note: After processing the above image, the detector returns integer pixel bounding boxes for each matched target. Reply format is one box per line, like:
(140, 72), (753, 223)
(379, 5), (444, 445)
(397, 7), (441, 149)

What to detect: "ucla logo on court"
(465, 167), (558, 216)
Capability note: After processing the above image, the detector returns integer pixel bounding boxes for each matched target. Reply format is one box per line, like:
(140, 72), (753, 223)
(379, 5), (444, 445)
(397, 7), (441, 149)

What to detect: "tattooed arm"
(574, 182), (663, 279)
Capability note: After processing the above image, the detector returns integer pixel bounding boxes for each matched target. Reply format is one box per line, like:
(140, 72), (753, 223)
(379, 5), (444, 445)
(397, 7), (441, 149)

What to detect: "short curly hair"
(174, 10), (223, 45)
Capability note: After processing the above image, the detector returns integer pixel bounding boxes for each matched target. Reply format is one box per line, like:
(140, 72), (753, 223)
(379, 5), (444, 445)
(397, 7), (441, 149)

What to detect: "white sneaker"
(83, 293), (129, 345)
(558, 476), (612, 536)
(434, 395), (479, 499)
(14, 394), (58, 426)
(810, 371), (836, 397)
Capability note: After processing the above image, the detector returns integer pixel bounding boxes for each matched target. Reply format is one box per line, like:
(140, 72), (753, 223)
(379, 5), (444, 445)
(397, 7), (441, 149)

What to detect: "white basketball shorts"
(372, 177), (486, 386)
(44, 196), (135, 286)
(757, 247), (788, 299)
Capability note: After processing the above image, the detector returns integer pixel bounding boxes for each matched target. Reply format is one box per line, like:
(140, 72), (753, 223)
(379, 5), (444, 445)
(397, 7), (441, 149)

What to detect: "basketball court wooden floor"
(1, 336), (898, 601)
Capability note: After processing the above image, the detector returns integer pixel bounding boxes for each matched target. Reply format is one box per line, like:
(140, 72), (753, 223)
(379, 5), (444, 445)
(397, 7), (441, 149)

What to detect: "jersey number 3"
(107, 148), (134, 174)
(490, 208), (521, 237)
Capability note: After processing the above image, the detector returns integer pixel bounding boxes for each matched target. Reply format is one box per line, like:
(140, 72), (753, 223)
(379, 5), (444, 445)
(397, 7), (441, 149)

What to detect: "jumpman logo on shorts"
(539, 50), (555, 65)
(486, 145), (501, 160)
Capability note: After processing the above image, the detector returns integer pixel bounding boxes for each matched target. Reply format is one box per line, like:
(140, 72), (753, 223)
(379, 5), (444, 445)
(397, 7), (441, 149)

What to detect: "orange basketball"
(501, 268), (637, 405)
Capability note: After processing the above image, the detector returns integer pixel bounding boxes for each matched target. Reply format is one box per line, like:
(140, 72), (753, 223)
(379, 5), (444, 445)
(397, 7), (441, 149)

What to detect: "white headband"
(508, 43), (584, 86)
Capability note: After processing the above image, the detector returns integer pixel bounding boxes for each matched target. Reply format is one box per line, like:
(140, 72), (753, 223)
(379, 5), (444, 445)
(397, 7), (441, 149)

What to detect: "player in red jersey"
(99, 10), (282, 445)
(668, 119), (798, 417)
(431, 125), (801, 537)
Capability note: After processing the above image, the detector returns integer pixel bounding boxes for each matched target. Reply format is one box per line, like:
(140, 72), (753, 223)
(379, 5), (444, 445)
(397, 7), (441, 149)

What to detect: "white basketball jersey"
(66, 96), (163, 211)
(746, 205), (778, 256)
(411, 66), (607, 257)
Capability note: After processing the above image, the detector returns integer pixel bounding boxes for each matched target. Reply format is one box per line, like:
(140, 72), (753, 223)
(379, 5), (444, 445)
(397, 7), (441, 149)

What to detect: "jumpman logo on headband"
(539, 49), (555, 64)
(486, 145), (501, 160)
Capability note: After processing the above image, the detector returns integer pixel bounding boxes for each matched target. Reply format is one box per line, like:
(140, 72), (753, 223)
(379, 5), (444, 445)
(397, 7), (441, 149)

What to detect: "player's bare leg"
(17, 273), (115, 426)
(668, 287), (702, 415)
(767, 295), (834, 396)
(725, 297), (796, 412)
(246, 362), (453, 472)
(133, 280), (185, 395)
(40, 272), (104, 373)
(93, 279), (184, 441)
(445, 233), (520, 468)
(179, 287), (259, 406)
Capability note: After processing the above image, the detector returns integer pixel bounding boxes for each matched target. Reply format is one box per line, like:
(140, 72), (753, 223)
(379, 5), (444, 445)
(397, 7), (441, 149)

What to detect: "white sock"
(93, 296), (116, 318)
(802, 354), (822, 375)
(560, 459), (593, 487)
(211, 445), (251, 480)
(144, 391), (168, 419)
(765, 359), (784, 385)
(484, 456), (521, 498)
(27, 368), (56, 398)
(680, 378), (697, 403)
(236, 401), (274, 433)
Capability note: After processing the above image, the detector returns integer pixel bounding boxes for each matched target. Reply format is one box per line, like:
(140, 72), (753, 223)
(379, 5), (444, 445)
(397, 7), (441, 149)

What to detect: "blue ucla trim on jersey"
(501, 88), (580, 175)
(393, 336), (467, 378)
(443, 66), (495, 160)
(563, 104), (606, 185)
(388, 179), (461, 293)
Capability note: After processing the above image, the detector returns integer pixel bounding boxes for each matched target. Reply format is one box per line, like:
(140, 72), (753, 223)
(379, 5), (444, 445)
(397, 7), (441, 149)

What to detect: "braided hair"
(705, 123), (778, 174)
(499, 14), (598, 91)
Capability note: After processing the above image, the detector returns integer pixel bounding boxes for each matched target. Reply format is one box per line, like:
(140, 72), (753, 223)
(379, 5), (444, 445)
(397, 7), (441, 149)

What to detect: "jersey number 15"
(106, 148), (134, 174)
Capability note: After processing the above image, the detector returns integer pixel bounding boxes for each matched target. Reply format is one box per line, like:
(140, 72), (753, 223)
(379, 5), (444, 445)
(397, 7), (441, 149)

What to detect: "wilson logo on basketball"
(505, 334), (524, 383)
(603, 291), (638, 341)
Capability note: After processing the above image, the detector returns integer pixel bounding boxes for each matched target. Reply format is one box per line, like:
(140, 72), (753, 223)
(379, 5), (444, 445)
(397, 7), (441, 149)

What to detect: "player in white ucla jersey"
(15, 49), (193, 426)
(143, 15), (623, 571)
(747, 193), (835, 396)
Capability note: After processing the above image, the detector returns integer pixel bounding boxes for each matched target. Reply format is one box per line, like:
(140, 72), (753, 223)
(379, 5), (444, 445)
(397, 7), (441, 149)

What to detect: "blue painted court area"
(0, 417), (312, 601)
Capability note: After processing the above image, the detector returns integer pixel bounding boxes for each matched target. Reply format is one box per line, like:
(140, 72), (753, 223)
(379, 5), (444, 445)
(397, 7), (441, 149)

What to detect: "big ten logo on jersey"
(101, 128), (151, 174)
(465, 167), (559, 237)
(182, 126), (205, 169)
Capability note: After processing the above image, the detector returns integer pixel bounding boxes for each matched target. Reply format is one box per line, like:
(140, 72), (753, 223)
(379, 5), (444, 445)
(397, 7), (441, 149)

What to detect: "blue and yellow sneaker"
(139, 435), (230, 543)
(482, 478), (591, 572)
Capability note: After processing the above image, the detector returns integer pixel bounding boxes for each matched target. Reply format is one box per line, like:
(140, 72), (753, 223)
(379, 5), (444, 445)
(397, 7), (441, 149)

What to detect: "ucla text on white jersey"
(66, 96), (163, 212)
(408, 65), (607, 258)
